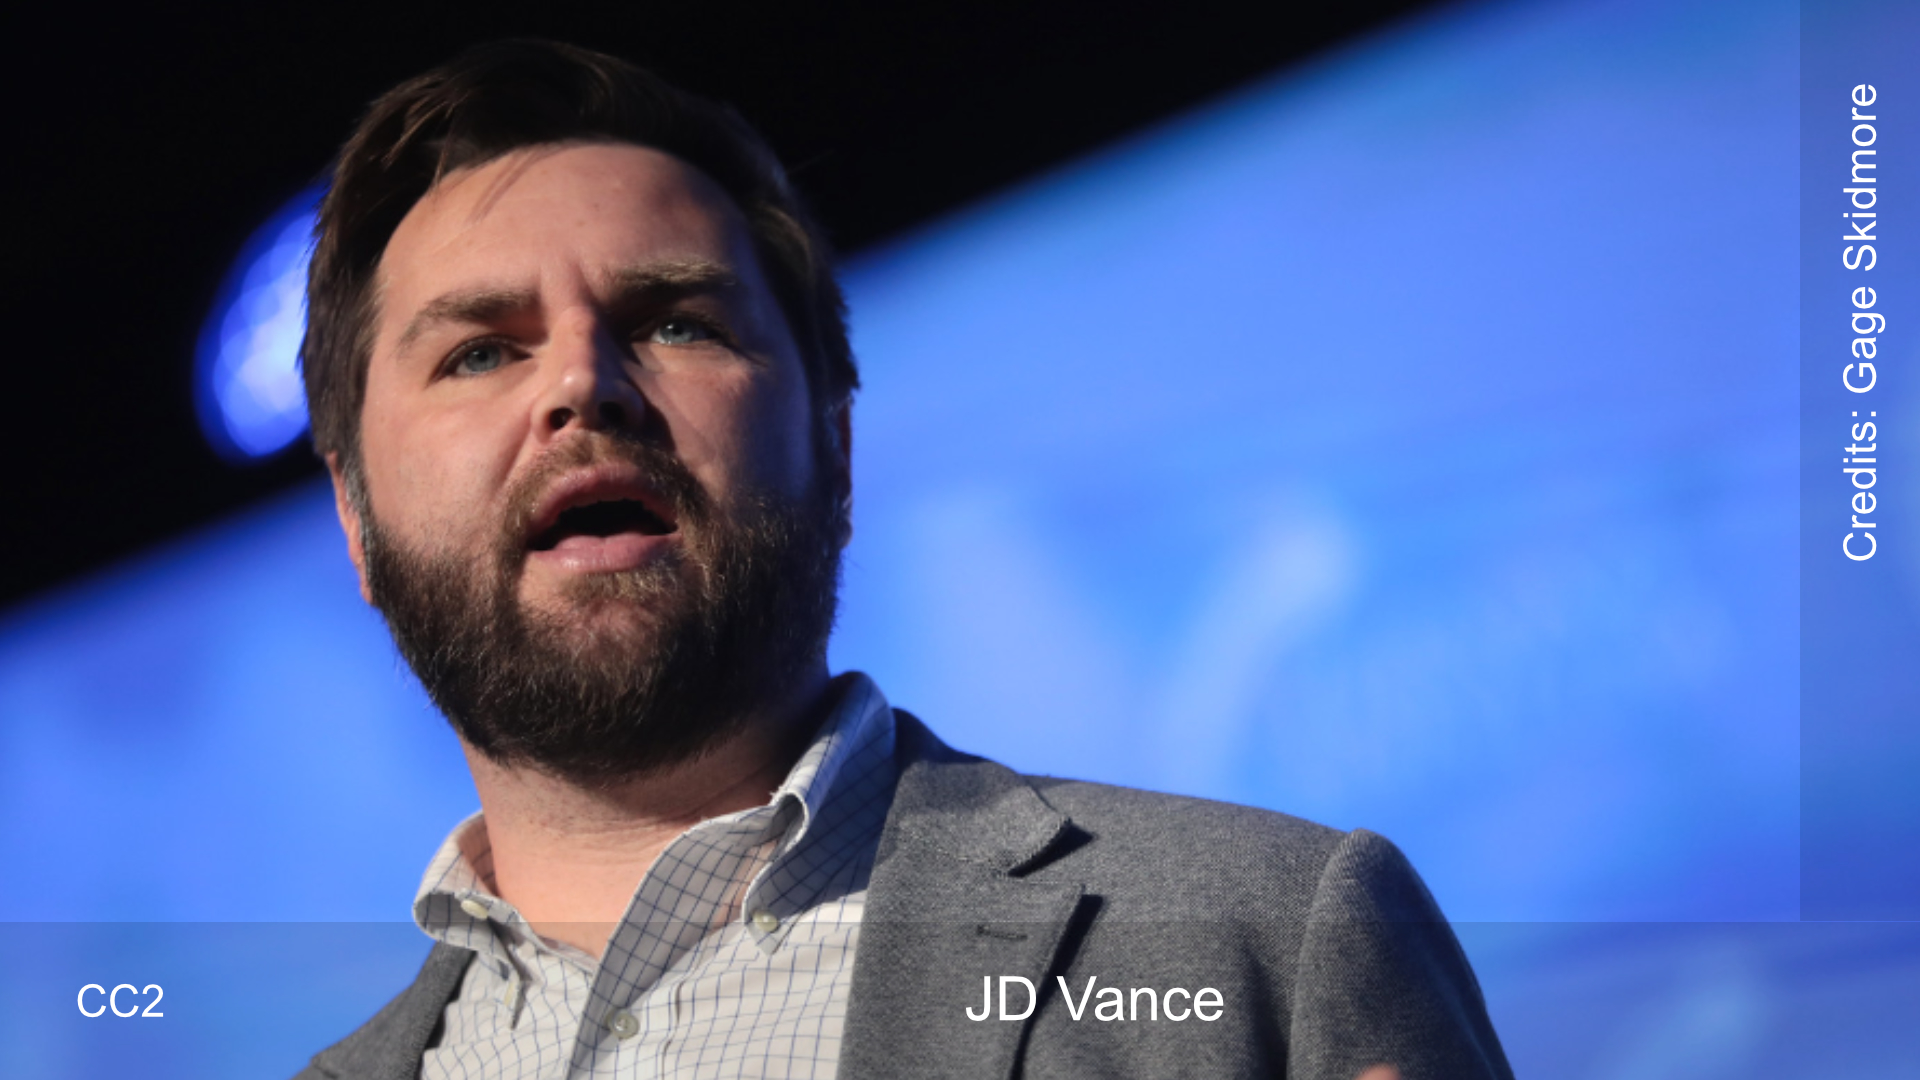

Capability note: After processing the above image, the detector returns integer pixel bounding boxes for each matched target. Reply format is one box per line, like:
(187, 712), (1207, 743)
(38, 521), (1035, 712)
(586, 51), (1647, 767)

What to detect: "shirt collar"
(771, 671), (894, 857)
(412, 671), (896, 948)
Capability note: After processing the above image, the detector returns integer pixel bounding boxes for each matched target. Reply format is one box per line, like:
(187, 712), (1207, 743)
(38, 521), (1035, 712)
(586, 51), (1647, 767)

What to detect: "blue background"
(4, 0), (1916, 1075)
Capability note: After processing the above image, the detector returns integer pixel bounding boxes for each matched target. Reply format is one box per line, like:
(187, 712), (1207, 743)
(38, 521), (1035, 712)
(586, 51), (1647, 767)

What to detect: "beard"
(358, 433), (843, 788)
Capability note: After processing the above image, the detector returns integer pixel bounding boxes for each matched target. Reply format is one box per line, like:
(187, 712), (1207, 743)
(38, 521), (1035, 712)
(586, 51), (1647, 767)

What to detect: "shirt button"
(607, 1011), (639, 1040)
(458, 898), (491, 919)
(752, 909), (780, 933)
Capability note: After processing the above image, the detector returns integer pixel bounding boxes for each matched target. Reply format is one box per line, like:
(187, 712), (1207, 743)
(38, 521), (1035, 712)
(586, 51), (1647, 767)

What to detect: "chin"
(527, 575), (681, 643)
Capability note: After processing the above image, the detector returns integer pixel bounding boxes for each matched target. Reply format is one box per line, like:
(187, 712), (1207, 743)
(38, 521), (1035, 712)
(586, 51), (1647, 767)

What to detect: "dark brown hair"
(302, 39), (856, 482)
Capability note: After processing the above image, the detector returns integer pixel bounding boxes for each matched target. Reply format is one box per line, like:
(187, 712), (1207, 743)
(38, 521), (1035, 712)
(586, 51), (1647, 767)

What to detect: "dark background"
(1, 0), (1440, 610)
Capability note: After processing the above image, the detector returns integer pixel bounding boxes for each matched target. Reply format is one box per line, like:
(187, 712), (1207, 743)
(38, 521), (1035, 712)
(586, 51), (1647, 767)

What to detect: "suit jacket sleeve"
(1286, 829), (1513, 1080)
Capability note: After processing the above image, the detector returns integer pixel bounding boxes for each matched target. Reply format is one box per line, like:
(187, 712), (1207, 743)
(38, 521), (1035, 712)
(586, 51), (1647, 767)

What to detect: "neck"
(462, 666), (834, 958)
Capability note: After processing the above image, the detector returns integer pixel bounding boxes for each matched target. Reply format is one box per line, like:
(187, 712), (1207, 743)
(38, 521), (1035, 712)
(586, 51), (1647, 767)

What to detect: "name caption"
(967, 975), (1222, 1022)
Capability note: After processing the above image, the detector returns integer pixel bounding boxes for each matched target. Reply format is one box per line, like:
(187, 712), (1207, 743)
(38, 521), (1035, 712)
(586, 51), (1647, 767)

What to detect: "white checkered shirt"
(412, 674), (898, 1080)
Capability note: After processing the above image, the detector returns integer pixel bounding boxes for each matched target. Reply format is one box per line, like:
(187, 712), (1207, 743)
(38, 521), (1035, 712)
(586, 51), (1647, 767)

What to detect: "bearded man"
(295, 39), (1513, 1080)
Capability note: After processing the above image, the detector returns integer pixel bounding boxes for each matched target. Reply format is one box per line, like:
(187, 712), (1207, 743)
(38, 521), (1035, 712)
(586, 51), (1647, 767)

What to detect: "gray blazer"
(299, 713), (1513, 1079)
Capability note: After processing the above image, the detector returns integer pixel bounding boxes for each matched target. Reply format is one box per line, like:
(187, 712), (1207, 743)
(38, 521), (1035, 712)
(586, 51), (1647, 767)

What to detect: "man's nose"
(536, 319), (648, 437)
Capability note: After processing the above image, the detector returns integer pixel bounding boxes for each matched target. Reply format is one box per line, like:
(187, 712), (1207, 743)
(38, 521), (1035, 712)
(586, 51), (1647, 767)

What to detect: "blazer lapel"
(839, 713), (1086, 1080)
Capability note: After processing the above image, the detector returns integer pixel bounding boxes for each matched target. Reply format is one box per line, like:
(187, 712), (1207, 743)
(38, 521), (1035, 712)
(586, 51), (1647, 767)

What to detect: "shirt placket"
(564, 805), (787, 1078)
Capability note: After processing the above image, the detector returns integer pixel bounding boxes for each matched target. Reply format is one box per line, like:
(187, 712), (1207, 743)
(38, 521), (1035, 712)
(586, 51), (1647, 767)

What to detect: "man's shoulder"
(1024, 773), (1420, 913)
(857, 713), (1511, 1080)
(1024, 771), (1344, 851)
(888, 710), (1410, 914)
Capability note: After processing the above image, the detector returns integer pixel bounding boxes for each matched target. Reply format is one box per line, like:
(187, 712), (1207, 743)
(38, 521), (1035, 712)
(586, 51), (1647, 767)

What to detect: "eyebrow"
(605, 258), (741, 300)
(392, 258), (744, 356)
(596, 259), (745, 332)
(394, 286), (537, 356)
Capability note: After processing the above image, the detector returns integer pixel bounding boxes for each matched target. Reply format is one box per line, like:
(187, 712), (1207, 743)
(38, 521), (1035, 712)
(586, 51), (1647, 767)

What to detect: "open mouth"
(529, 498), (677, 552)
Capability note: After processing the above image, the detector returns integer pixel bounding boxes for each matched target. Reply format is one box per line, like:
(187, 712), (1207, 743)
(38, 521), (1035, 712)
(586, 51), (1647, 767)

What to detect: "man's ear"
(325, 452), (375, 605)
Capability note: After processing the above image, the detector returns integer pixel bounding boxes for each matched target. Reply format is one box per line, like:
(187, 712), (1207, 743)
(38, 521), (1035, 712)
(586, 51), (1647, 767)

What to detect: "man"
(295, 39), (1513, 1080)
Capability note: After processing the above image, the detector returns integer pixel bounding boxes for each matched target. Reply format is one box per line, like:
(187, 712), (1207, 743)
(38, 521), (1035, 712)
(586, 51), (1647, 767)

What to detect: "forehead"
(375, 141), (754, 315)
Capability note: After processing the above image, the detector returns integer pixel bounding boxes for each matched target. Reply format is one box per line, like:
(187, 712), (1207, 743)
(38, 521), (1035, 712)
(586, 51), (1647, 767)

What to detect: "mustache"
(497, 433), (711, 561)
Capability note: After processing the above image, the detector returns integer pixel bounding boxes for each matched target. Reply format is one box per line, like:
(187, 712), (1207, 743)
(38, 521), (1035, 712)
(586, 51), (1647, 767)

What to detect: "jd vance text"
(967, 975), (1224, 1022)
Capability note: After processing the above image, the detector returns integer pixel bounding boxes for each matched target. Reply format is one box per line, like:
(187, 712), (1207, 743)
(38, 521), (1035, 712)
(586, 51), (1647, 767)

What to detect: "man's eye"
(450, 341), (510, 376)
(649, 317), (718, 346)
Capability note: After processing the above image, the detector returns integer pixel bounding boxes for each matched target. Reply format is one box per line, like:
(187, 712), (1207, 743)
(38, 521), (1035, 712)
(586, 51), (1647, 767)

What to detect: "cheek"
(743, 370), (817, 482)
(360, 394), (523, 545)
(658, 369), (817, 499)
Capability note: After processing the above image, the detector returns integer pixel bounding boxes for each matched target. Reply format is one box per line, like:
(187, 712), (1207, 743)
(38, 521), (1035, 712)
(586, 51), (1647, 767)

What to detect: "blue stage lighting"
(194, 187), (323, 462)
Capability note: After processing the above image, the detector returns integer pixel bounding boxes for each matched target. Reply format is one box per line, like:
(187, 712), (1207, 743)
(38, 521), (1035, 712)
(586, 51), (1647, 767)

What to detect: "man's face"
(337, 141), (846, 783)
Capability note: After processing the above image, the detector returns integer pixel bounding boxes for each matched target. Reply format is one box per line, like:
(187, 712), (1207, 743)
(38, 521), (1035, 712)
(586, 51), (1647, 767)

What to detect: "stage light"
(194, 187), (323, 462)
